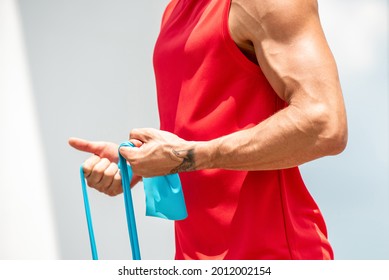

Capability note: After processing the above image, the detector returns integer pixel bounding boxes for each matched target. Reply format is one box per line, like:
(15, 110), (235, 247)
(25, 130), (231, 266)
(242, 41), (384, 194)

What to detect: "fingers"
(82, 156), (123, 196)
(86, 158), (110, 186)
(99, 169), (123, 197)
(119, 128), (156, 164)
(107, 172), (124, 196)
(68, 137), (105, 155)
(118, 146), (137, 162)
(82, 155), (101, 177)
(130, 128), (157, 143)
(72, 136), (144, 196)
(121, 128), (188, 177)
(129, 139), (143, 148)
(69, 137), (119, 162)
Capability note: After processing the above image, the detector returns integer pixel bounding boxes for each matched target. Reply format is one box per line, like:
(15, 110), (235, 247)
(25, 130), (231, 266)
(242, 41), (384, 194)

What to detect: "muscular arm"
(194, 0), (347, 171)
(119, 0), (347, 177)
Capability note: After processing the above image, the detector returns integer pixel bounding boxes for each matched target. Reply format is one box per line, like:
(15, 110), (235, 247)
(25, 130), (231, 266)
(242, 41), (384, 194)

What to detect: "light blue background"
(15, 0), (389, 259)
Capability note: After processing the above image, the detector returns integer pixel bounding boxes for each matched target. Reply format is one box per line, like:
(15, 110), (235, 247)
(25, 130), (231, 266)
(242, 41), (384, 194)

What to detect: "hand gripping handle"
(80, 141), (187, 260)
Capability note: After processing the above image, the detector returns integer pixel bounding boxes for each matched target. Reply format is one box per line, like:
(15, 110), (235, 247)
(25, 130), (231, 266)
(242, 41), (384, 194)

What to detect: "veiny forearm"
(195, 102), (346, 171)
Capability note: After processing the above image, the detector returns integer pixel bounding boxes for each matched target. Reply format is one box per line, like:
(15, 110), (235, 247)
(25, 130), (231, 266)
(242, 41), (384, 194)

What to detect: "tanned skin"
(69, 0), (347, 196)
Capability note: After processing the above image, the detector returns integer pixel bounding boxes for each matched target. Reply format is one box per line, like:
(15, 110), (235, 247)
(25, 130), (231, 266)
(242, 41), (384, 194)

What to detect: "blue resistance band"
(80, 141), (187, 260)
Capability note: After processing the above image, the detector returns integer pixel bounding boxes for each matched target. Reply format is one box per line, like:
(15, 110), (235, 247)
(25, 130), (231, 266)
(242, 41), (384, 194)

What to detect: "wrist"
(193, 140), (218, 170)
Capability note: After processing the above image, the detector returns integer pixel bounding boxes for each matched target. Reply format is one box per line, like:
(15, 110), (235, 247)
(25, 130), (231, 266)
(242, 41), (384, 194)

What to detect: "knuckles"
(103, 167), (117, 178)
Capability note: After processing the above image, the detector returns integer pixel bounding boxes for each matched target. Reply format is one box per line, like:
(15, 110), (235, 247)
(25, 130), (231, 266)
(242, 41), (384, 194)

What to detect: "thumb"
(119, 145), (137, 160)
(119, 139), (143, 159)
(68, 137), (105, 155)
(130, 139), (143, 148)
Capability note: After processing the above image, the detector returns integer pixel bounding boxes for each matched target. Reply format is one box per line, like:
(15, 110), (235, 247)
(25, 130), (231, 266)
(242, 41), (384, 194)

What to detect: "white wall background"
(0, 0), (387, 259)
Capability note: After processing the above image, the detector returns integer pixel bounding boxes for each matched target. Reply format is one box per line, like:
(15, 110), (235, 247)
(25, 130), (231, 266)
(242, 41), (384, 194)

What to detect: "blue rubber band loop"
(79, 141), (187, 260)
(79, 142), (140, 260)
(118, 142), (141, 260)
(79, 166), (98, 260)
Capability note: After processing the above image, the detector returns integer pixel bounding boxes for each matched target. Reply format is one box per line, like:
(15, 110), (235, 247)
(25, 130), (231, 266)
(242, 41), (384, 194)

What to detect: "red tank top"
(153, 0), (333, 260)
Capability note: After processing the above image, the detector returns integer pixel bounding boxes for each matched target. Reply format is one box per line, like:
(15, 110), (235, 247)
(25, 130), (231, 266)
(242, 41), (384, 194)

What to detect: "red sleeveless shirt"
(153, 0), (333, 260)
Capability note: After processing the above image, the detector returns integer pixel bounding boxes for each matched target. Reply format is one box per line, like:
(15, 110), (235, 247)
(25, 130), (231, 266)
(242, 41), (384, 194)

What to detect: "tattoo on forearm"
(170, 148), (195, 174)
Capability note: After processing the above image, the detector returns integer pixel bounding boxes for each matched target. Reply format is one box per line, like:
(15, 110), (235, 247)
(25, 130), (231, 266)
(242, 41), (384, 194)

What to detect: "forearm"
(195, 103), (347, 171)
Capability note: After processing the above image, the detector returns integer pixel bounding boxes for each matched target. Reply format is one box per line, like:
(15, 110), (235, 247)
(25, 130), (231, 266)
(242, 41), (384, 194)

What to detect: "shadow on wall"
(0, 0), (58, 259)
